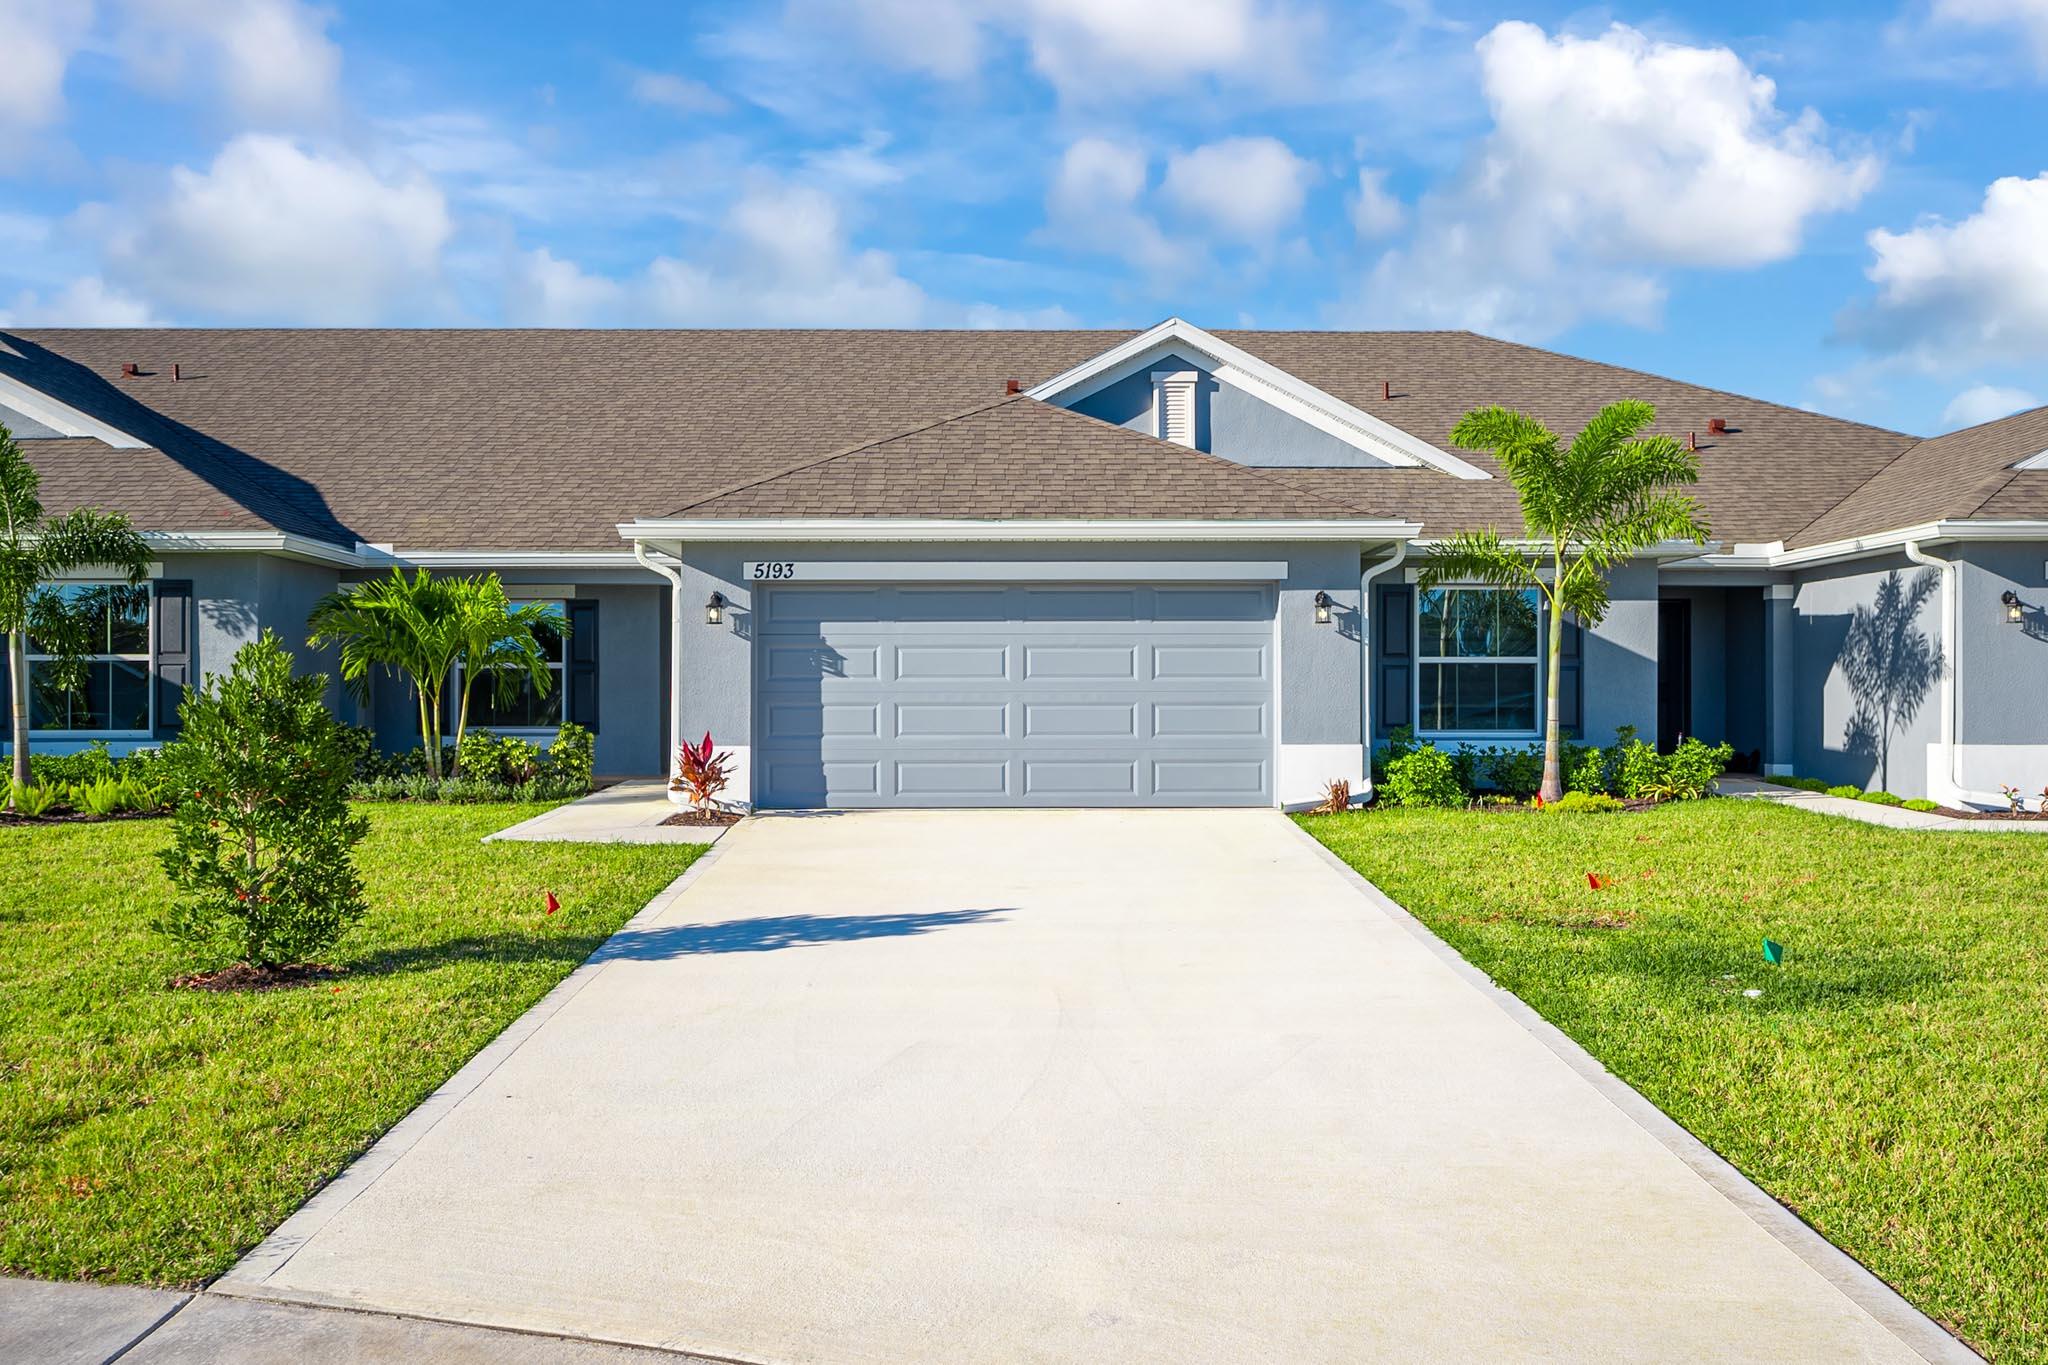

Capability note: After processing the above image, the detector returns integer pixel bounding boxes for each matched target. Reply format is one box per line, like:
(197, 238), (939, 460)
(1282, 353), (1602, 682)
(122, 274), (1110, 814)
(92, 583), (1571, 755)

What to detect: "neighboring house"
(3, 318), (2044, 809)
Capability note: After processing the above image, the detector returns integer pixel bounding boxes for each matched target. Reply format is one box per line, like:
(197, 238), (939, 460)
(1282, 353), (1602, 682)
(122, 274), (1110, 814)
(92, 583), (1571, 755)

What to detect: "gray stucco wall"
(1954, 543), (2048, 749)
(1579, 559), (1660, 744)
(156, 552), (341, 702)
(676, 541), (1367, 798)
(1790, 553), (1946, 795)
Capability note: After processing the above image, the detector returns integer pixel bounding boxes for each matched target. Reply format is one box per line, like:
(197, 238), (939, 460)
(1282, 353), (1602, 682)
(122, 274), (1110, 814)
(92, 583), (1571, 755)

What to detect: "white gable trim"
(0, 372), (149, 449)
(2013, 448), (2048, 470)
(1025, 317), (1490, 481)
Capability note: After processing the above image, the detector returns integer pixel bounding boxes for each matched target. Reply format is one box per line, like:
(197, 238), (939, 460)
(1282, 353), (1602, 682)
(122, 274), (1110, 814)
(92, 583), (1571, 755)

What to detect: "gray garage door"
(753, 583), (1274, 808)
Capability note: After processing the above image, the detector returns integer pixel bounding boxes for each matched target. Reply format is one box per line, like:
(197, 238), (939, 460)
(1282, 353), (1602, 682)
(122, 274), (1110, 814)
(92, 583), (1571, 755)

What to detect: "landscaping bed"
(0, 803), (703, 1287)
(1299, 798), (2048, 1361)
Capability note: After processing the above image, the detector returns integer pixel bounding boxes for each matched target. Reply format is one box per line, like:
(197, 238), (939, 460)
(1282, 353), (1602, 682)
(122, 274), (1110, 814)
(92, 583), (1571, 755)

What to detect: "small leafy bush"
(1903, 798), (1941, 813)
(1663, 737), (1734, 800)
(541, 722), (595, 792)
(70, 776), (133, 817)
(671, 731), (735, 810)
(1826, 784), (1863, 799)
(1564, 744), (1608, 795)
(1543, 790), (1624, 814)
(1767, 774), (1831, 792)
(1475, 744), (1544, 799)
(455, 729), (541, 786)
(7, 780), (60, 817)
(1607, 727), (1667, 800)
(1858, 790), (1905, 806)
(1382, 743), (1465, 808)
(156, 633), (371, 968)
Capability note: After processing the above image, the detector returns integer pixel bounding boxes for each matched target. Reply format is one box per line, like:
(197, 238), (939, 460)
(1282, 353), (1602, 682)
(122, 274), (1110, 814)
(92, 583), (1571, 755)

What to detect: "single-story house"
(4, 318), (2045, 809)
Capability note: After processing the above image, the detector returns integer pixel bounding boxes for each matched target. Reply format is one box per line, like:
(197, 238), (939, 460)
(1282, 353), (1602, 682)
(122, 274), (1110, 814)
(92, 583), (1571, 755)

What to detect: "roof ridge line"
(665, 391), (1028, 516)
(1783, 430), (1936, 545)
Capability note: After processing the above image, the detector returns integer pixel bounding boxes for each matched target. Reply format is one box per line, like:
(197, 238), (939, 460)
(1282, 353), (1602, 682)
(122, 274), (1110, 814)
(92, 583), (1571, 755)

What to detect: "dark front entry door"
(1658, 599), (1692, 751)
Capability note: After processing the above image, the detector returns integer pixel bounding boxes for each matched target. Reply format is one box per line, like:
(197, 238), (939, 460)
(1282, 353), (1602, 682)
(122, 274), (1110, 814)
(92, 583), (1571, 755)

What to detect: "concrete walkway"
(0, 1275), (708, 1363)
(207, 808), (1967, 1364)
(1716, 776), (2048, 832)
(483, 780), (728, 845)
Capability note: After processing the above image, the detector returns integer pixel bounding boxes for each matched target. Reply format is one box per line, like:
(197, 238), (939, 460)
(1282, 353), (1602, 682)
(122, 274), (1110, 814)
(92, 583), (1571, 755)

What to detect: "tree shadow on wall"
(1839, 569), (1945, 793)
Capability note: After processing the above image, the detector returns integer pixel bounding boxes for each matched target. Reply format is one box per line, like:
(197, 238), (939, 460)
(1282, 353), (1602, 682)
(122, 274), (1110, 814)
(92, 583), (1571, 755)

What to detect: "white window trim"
(451, 599), (567, 735)
(1414, 584), (1545, 742)
(25, 581), (155, 739)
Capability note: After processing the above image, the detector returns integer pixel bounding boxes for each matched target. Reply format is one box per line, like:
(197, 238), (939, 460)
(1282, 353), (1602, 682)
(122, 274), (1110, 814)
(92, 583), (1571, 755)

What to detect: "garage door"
(753, 583), (1274, 808)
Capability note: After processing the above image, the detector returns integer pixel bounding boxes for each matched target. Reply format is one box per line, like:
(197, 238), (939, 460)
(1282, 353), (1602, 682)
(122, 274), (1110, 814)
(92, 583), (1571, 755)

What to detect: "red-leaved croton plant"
(671, 731), (733, 810)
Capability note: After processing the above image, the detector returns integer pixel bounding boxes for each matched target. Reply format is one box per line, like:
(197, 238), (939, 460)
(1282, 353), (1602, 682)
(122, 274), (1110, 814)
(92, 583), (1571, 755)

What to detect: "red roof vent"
(1707, 417), (1728, 435)
(120, 362), (140, 378)
(1004, 378), (1021, 395)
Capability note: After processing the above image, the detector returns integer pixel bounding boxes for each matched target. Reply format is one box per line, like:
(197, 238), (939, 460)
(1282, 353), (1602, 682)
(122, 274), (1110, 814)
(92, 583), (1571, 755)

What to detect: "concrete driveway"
(219, 810), (1957, 1364)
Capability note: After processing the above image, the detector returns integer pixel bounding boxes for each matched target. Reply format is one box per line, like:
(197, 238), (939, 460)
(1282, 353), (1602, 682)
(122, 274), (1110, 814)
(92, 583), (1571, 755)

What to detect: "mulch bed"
(1935, 806), (2048, 821)
(660, 808), (743, 828)
(0, 809), (164, 827)
(169, 962), (344, 993)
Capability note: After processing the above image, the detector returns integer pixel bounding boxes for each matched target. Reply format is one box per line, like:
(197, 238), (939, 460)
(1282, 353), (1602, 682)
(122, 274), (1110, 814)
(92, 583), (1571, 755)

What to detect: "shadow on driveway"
(596, 909), (1011, 959)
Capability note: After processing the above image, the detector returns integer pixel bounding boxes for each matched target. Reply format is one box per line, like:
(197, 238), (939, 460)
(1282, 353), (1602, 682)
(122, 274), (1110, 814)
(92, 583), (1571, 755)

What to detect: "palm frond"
(32, 508), (153, 582)
(1416, 530), (1543, 594)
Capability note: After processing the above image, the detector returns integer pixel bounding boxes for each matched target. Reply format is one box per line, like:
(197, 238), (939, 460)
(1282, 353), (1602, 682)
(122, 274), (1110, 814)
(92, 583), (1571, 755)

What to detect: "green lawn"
(1301, 799), (2046, 1362)
(0, 804), (702, 1287)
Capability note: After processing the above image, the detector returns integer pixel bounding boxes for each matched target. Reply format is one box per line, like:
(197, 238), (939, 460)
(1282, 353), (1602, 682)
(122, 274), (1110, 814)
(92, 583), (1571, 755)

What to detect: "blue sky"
(2, 0), (2045, 436)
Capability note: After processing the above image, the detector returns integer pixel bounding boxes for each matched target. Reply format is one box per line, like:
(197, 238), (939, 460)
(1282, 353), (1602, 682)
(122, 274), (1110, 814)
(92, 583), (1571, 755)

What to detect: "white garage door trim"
(742, 560), (1289, 583)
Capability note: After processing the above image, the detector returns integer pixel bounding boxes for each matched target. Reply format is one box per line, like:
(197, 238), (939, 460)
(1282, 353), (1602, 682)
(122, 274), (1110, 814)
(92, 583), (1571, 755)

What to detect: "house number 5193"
(749, 561), (797, 581)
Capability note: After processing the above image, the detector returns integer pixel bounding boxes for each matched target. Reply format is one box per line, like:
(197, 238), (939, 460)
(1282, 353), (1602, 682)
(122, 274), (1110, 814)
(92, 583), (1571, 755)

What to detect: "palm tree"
(445, 575), (567, 765)
(1, 422), (153, 801)
(1420, 401), (1709, 803)
(308, 568), (463, 780)
(307, 569), (569, 780)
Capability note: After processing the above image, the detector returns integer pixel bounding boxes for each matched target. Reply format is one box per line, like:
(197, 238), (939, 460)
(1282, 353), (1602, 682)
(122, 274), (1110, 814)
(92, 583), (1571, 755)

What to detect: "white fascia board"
(1665, 520), (2048, 572)
(2013, 449), (2048, 470)
(0, 372), (149, 449)
(364, 547), (643, 570)
(620, 517), (1423, 544)
(1409, 536), (1721, 561)
(1023, 318), (1491, 482)
(142, 531), (363, 568)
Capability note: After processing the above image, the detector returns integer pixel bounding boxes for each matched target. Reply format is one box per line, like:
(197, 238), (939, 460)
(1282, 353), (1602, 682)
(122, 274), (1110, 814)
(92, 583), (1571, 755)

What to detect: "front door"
(1657, 599), (1692, 751)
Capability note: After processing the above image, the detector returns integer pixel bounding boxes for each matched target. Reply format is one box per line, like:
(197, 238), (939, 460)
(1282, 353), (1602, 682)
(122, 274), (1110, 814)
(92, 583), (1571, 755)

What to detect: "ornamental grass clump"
(156, 633), (370, 973)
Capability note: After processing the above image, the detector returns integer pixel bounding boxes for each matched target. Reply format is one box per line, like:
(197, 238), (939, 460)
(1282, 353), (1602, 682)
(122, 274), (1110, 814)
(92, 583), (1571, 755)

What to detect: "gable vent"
(1152, 369), (1198, 448)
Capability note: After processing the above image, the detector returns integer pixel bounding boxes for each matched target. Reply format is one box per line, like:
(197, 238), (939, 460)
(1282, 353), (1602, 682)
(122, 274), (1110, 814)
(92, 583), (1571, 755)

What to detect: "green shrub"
(541, 722), (595, 793)
(1663, 737), (1734, 800)
(1859, 790), (1905, 806)
(1903, 798), (1941, 812)
(1564, 743), (1609, 795)
(1382, 744), (1466, 808)
(455, 729), (542, 786)
(70, 776), (132, 817)
(1543, 790), (1624, 814)
(7, 780), (60, 817)
(1826, 784), (1863, 799)
(1475, 743), (1545, 799)
(156, 633), (371, 968)
(1607, 727), (1667, 800)
(1765, 774), (1831, 792)
(1373, 725), (1419, 785)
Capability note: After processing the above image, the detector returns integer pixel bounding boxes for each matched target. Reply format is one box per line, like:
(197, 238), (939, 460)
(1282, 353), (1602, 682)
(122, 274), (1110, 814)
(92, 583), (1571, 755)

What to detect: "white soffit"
(1025, 317), (1490, 482)
(0, 372), (148, 449)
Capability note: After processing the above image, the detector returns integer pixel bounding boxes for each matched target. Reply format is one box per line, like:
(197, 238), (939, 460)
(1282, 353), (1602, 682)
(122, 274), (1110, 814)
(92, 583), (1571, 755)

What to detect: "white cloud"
(1347, 167), (1405, 239)
(1840, 173), (2048, 360)
(1, 276), (160, 327)
(1043, 137), (1199, 276)
(1930, 0), (2048, 71)
(1359, 21), (1877, 337)
(1160, 136), (1313, 242)
(505, 247), (624, 326)
(92, 134), (452, 324)
(628, 70), (731, 116)
(0, 0), (93, 146)
(821, 0), (1313, 100)
(1942, 383), (2041, 428)
(111, 0), (341, 122)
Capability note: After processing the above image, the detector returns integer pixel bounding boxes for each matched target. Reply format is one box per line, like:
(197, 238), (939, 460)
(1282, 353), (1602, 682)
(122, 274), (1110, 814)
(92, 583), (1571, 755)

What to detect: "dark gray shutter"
(567, 599), (599, 732)
(1557, 614), (1583, 738)
(153, 580), (194, 737)
(1374, 584), (1412, 735)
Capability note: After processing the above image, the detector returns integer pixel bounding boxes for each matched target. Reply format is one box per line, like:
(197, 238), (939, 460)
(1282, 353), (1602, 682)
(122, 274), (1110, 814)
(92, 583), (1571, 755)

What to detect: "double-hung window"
(459, 602), (566, 731)
(27, 582), (153, 735)
(1417, 586), (1540, 735)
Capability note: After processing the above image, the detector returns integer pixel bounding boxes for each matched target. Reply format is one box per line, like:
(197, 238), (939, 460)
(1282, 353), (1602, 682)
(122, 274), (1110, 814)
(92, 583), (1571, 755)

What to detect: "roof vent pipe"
(121, 363), (139, 378)
(1004, 379), (1021, 395)
(1381, 381), (1391, 401)
(1708, 417), (1727, 435)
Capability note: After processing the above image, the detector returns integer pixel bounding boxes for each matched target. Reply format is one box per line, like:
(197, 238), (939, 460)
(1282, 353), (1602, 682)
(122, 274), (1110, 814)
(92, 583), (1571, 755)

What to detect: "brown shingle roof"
(1789, 405), (2048, 547)
(0, 326), (1945, 551)
(671, 394), (1381, 520)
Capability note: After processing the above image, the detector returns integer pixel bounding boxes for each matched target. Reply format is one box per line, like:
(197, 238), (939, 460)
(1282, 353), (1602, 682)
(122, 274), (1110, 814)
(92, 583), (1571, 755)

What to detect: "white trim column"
(1763, 583), (1796, 776)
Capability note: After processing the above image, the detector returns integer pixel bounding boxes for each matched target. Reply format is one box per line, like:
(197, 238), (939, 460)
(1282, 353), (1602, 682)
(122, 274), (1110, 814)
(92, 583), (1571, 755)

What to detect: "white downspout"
(1903, 539), (1998, 808)
(1358, 541), (1409, 804)
(632, 539), (686, 782)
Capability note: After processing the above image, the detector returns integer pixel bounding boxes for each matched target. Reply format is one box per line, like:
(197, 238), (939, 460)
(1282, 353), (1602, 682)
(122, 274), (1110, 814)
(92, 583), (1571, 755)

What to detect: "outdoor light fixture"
(705, 592), (726, 626)
(1314, 591), (1333, 625)
(2003, 590), (2023, 625)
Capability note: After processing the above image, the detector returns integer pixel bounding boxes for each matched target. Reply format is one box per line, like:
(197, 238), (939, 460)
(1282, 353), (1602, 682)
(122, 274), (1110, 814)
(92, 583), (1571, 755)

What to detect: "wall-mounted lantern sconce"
(705, 592), (727, 626)
(1314, 591), (1333, 625)
(2002, 590), (2023, 625)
